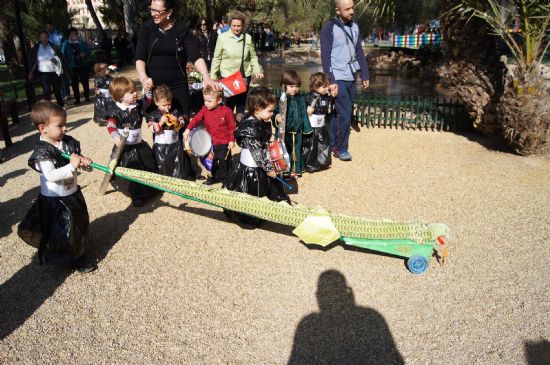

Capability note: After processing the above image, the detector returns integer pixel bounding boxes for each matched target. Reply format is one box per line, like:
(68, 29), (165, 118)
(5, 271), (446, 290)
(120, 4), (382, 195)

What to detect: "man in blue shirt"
(320, 0), (369, 161)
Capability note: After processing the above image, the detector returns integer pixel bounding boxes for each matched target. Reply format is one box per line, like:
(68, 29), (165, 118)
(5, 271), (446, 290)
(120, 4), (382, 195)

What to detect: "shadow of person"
(288, 270), (404, 365)
(0, 186), (40, 239)
(0, 193), (166, 340)
(525, 339), (550, 365)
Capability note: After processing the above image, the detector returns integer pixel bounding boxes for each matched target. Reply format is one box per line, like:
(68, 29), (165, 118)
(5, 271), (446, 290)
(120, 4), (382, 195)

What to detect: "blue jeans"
(330, 80), (356, 153)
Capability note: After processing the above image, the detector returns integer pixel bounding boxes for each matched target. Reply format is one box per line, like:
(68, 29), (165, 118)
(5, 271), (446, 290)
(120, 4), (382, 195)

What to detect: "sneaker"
(73, 257), (98, 274)
(337, 151), (352, 161)
(203, 177), (216, 185)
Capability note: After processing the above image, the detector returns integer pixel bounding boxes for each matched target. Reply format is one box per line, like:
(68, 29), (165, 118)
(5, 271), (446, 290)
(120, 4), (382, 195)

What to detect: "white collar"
(116, 102), (137, 111)
(40, 135), (64, 149)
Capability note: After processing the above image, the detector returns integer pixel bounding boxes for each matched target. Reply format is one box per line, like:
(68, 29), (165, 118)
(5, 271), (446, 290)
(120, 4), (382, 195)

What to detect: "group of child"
(19, 65), (337, 272)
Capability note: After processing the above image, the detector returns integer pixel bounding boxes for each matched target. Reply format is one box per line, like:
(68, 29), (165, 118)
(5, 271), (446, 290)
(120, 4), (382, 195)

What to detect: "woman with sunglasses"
(194, 18), (217, 70)
(135, 0), (218, 114)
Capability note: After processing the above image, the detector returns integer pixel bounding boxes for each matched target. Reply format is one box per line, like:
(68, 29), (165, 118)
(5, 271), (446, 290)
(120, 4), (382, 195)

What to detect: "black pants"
(39, 72), (64, 106)
(211, 143), (231, 182)
(70, 66), (90, 103)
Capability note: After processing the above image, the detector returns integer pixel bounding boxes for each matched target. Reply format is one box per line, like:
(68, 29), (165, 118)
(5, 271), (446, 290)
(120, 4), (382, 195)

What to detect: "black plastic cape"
(146, 107), (195, 180)
(303, 92), (333, 172)
(18, 136), (89, 265)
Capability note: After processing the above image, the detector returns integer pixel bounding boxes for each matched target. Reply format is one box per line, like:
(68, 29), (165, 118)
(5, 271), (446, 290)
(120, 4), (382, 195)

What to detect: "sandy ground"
(1, 69), (549, 364)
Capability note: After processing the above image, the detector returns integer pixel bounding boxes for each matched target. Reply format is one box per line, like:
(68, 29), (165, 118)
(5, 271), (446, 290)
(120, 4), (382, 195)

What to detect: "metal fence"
(272, 89), (472, 132)
(354, 94), (472, 132)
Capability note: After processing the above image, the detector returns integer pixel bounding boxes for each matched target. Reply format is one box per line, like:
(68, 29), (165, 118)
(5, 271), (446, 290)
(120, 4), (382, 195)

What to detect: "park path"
(1, 68), (549, 364)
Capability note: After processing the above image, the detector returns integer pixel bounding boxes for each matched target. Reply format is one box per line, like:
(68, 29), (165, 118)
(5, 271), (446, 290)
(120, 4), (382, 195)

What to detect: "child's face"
(255, 103), (275, 122)
(315, 84), (329, 94)
(156, 97), (172, 113)
(204, 94), (221, 110)
(285, 84), (300, 96)
(39, 115), (67, 144)
(121, 89), (137, 105)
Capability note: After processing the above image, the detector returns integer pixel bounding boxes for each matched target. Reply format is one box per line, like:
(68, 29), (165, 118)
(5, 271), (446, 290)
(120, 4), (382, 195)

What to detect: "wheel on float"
(406, 255), (429, 274)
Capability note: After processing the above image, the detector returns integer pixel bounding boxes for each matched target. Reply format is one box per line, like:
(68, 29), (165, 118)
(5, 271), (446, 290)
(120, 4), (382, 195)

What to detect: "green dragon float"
(70, 155), (450, 274)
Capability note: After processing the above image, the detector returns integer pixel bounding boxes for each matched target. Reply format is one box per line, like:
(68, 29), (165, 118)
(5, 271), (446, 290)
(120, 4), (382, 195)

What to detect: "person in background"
(62, 27), (91, 105)
(211, 11), (263, 122)
(320, 0), (369, 161)
(195, 17), (217, 70)
(92, 63), (114, 126)
(29, 31), (65, 107)
(135, 0), (218, 116)
(218, 16), (230, 34)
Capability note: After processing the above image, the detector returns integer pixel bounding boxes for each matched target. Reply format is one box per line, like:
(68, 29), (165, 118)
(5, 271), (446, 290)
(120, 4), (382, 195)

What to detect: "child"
(92, 63), (114, 126)
(146, 84), (194, 180)
(274, 70), (312, 177)
(105, 76), (157, 207)
(183, 85), (236, 185)
(225, 87), (290, 227)
(303, 72), (334, 172)
(18, 101), (96, 273)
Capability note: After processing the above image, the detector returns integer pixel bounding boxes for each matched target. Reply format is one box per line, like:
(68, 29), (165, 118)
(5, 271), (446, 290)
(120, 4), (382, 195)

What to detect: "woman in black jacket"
(194, 17), (217, 70)
(135, 0), (218, 114)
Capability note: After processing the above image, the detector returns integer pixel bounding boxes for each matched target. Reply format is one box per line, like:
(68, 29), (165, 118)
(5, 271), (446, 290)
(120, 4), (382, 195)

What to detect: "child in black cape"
(105, 76), (157, 207)
(18, 101), (96, 273)
(224, 87), (290, 227)
(92, 63), (114, 126)
(146, 84), (194, 180)
(303, 72), (335, 172)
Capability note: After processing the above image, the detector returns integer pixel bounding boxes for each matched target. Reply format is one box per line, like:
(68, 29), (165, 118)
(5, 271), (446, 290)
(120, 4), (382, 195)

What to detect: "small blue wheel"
(406, 255), (429, 274)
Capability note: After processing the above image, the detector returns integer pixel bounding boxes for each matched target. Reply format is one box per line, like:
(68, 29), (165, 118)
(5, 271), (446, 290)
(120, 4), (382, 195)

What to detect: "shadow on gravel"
(0, 193), (166, 339)
(525, 340), (550, 365)
(0, 186), (39, 240)
(0, 259), (70, 340)
(89, 193), (167, 265)
(288, 270), (404, 365)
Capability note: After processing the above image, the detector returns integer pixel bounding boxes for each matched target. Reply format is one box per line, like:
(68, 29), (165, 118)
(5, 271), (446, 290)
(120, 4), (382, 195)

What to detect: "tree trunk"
(122, 0), (138, 40)
(85, 0), (106, 38)
(204, 0), (214, 24)
(438, 0), (506, 137)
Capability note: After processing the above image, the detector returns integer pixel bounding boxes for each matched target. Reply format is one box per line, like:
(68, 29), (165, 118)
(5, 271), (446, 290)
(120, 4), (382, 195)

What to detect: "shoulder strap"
(240, 34), (246, 74)
(330, 18), (355, 44)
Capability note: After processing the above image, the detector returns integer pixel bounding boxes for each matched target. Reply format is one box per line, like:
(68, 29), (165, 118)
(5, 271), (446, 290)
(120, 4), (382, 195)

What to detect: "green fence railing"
(354, 94), (472, 132)
(272, 89), (472, 133)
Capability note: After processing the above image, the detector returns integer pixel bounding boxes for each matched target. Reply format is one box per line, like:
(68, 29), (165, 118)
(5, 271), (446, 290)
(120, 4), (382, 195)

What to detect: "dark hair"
(68, 27), (78, 34)
(280, 70), (301, 87)
(94, 63), (108, 77)
(247, 87), (276, 115)
(31, 101), (66, 128)
(196, 17), (209, 30)
(152, 0), (177, 11)
(309, 72), (329, 91)
(153, 84), (172, 102)
(109, 76), (136, 102)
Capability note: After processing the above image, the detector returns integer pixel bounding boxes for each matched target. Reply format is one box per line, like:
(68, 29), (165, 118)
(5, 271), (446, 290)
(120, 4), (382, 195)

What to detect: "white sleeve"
(36, 160), (76, 182)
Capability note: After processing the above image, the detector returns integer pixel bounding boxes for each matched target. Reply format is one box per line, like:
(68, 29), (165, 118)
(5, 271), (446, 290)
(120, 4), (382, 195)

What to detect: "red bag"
(218, 70), (247, 98)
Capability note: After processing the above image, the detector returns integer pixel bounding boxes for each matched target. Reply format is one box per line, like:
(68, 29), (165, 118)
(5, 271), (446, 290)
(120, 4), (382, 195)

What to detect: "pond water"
(257, 63), (453, 97)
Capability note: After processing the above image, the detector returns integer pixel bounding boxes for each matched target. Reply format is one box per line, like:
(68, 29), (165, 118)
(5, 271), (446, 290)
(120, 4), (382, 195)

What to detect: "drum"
(188, 128), (212, 157)
(268, 139), (290, 173)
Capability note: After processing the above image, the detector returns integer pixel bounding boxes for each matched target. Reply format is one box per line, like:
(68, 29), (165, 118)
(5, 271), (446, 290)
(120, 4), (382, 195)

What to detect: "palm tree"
(449, 0), (550, 154)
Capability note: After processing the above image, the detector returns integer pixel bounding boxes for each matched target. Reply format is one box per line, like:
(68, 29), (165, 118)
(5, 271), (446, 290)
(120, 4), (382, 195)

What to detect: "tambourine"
(268, 139), (290, 173)
(188, 128), (212, 157)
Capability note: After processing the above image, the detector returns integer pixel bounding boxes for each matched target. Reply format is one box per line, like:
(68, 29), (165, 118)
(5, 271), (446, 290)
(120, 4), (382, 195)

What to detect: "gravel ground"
(1, 69), (549, 364)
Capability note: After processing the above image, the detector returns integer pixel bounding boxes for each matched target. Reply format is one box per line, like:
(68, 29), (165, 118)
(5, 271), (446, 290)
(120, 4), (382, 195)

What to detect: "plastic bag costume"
(225, 114), (290, 226)
(146, 108), (194, 180)
(105, 100), (157, 200)
(93, 75), (113, 125)
(18, 136), (89, 265)
(303, 92), (333, 172)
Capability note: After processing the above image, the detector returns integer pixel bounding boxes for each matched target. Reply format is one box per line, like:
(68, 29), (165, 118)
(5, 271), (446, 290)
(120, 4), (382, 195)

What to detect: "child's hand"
(307, 106), (314, 115)
(80, 155), (93, 167)
(228, 141), (235, 150)
(69, 154), (81, 170)
(208, 151), (214, 160)
(183, 129), (190, 141)
(275, 114), (281, 124)
(114, 136), (122, 146)
(268, 171), (277, 178)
